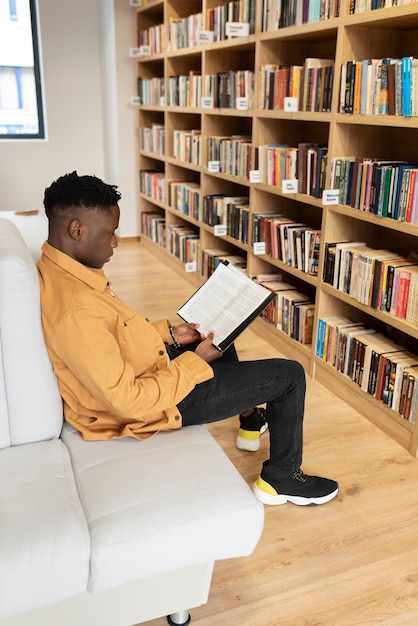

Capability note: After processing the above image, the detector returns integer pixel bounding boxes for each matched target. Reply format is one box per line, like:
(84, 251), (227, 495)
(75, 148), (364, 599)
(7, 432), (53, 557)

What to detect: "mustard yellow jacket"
(37, 242), (213, 440)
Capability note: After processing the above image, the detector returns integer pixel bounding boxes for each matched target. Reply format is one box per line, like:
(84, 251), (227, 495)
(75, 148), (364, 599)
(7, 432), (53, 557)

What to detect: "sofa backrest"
(0, 218), (63, 449)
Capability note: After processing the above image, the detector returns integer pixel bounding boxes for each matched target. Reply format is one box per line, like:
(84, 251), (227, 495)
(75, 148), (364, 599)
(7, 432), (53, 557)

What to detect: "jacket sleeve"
(151, 318), (173, 343)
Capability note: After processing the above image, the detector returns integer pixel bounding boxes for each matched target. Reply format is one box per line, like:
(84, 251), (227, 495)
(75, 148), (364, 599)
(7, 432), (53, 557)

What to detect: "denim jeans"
(168, 343), (305, 475)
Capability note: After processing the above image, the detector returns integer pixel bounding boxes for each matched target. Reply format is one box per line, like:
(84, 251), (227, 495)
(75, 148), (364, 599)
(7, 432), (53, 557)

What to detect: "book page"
(177, 262), (274, 349)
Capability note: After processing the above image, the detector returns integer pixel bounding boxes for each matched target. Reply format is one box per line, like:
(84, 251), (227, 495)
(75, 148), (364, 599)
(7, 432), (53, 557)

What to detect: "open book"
(177, 262), (276, 351)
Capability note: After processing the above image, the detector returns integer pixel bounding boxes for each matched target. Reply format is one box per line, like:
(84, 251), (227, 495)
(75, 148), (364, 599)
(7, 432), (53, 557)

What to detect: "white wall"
(110, 0), (139, 238)
(0, 0), (139, 237)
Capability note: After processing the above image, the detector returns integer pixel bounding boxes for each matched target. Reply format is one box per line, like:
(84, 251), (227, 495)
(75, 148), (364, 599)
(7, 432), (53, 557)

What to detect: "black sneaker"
(236, 407), (268, 452)
(253, 464), (338, 506)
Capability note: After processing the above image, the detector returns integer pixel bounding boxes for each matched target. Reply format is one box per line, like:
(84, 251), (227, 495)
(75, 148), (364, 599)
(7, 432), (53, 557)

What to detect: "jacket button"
(175, 415), (180, 421)
(159, 350), (164, 355)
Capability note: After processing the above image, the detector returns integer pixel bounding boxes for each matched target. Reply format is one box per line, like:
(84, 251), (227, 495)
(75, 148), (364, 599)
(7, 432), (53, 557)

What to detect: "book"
(387, 353), (418, 412)
(177, 261), (276, 351)
(359, 333), (405, 396)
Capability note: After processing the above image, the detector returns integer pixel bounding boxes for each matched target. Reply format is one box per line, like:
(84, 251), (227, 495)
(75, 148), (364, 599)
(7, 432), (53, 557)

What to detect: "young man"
(37, 171), (338, 506)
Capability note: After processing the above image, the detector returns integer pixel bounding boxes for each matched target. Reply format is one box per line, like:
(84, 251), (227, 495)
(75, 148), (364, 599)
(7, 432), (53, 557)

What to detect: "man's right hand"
(194, 332), (223, 363)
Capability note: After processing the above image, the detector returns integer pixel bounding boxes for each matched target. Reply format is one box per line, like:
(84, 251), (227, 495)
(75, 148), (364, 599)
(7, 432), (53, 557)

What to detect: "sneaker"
(236, 407), (268, 452)
(253, 465), (338, 506)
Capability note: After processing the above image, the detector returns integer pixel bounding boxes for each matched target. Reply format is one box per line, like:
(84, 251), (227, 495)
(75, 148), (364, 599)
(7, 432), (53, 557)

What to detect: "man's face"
(74, 204), (120, 269)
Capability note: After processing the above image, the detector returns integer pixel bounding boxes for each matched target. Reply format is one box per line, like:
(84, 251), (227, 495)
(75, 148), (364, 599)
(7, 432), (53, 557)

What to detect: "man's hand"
(194, 332), (223, 363)
(173, 322), (203, 345)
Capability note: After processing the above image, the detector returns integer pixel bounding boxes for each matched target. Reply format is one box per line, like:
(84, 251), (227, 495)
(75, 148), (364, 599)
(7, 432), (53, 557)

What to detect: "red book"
(405, 169), (418, 223)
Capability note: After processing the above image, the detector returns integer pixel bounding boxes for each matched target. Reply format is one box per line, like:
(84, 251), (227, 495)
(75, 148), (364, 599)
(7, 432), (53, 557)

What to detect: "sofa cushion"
(0, 439), (91, 618)
(0, 210), (48, 261)
(0, 218), (63, 448)
(61, 423), (264, 593)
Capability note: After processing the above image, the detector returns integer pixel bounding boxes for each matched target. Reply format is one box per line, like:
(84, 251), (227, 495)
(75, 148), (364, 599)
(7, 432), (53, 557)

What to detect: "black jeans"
(168, 343), (305, 475)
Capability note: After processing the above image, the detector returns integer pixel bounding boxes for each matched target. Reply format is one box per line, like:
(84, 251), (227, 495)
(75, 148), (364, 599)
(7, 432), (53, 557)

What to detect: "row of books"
(141, 217), (247, 277)
(167, 12), (203, 51)
(141, 138), (328, 199)
(277, 292), (314, 344)
(206, 134), (255, 179)
(316, 317), (418, 422)
(258, 142), (328, 198)
(340, 57), (418, 117)
(137, 23), (166, 55)
(172, 129), (202, 166)
(168, 225), (201, 265)
(167, 182), (201, 220)
(259, 59), (334, 113)
(262, 0), (340, 30)
(350, 0), (417, 13)
(140, 176), (250, 238)
(140, 172), (202, 220)
(323, 241), (418, 324)
(138, 70), (254, 111)
(137, 0), (256, 53)
(253, 212), (321, 274)
(167, 72), (202, 108)
(140, 140), (416, 223)
(138, 14), (201, 54)
(257, 144), (297, 187)
(206, 0), (256, 40)
(140, 123), (165, 155)
(140, 183), (321, 272)
(139, 170), (166, 204)
(141, 211), (166, 248)
(204, 70), (254, 110)
(201, 249), (247, 278)
(202, 195), (250, 243)
(329, 157), (418, 223)
(253, 273), (314, 344)
(137, 77), (164, 106)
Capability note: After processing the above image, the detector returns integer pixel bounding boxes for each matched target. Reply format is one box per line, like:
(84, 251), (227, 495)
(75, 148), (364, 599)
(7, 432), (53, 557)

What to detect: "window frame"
(0, 0), (46, 141)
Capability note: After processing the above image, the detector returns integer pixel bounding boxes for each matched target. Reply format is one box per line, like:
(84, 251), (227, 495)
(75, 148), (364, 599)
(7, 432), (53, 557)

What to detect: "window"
(0, 0), (45, 139)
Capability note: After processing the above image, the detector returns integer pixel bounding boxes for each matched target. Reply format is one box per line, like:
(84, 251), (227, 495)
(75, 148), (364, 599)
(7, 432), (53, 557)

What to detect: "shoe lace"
(292, 469), (307, 483)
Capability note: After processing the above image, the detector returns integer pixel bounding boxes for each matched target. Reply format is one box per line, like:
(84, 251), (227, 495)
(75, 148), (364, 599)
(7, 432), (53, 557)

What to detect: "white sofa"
(0, 217), (264, 626)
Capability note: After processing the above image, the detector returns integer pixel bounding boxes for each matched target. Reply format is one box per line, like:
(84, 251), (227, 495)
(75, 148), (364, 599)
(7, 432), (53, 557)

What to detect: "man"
(37, 171), (338, 506)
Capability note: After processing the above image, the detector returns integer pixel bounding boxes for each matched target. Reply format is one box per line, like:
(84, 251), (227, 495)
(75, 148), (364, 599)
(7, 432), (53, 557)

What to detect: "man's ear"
(68, 219), (83, 241)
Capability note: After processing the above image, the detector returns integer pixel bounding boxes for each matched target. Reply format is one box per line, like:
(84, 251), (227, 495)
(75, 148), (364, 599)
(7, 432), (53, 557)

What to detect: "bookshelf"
(131, 0), (418, 455)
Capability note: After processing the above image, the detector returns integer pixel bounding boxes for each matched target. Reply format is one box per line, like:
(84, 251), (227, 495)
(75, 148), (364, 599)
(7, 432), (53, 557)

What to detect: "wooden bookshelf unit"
(131, 0), (418, 455)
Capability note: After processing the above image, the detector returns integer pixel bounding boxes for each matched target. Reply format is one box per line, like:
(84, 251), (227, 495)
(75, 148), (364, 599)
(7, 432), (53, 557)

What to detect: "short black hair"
(44, 171), (121, 220)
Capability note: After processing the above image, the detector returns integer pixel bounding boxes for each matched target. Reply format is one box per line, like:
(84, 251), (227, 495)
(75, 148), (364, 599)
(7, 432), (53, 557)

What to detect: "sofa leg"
(167, 610), (191, 625)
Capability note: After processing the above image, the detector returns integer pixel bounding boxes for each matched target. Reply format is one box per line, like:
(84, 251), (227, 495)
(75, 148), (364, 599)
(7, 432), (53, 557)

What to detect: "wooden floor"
(107, 239), (418, 626)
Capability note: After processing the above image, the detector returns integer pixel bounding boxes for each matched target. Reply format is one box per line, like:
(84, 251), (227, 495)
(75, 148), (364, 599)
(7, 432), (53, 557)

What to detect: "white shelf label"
(129, 45), (151, 57)
(201, 96), (213, 108)
(130, 96), (141, 105)
(282, 179), (298, 194)
(236, 97), (248, 110)
(185, 262), (197, 273)
(225, 22), (250, 37)
(322, 189), (340, 205)
(284, 97), (298, 112)
(208, 161), (220, 173)
(130, 47), (142, 57)
(197, 30), (214, 43)
(253, 241), (266, 255)
(249, 170), (261, 183)
(214, 224), (227, 237)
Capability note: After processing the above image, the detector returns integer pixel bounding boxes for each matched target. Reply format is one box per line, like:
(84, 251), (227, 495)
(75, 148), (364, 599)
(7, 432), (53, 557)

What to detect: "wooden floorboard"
(107, 239), (418, 626)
